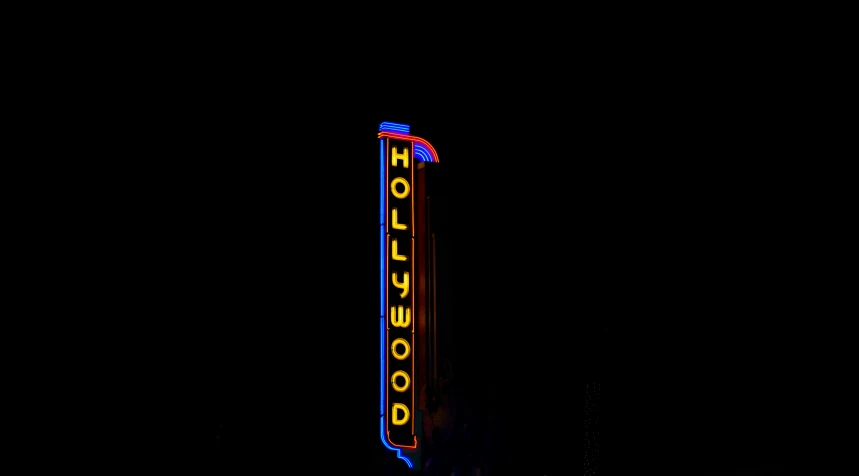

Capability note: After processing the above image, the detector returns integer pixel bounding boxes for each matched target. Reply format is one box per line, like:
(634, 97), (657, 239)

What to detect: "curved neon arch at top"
(379, 122), (436, 470)
(378, 132), (440, 163)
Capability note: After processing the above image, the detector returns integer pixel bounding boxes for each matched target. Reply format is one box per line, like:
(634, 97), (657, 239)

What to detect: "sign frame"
(378, 122), (439, 470)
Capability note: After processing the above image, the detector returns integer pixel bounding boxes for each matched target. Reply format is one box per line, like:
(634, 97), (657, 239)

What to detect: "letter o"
(390, 177), (410, 199)
(391, 370), (410, 392)
(391, 338), (410, 360)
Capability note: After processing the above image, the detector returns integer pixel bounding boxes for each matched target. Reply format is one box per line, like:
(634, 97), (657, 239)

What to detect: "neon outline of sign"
(383, 135), (418, 451)
(378, 122), (439, 469)
(386, 233), (416, 447)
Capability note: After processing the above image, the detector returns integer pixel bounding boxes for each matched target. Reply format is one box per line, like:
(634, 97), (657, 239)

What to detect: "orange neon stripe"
(384, 137), (418, 451)
(385, 239), (393, 442)
(388, 432), (418, 449)
(409, 150), (415, 437)
(410, 236), (415, 436)
(385, 138), (390, 235)
(390, 242), (417, 448)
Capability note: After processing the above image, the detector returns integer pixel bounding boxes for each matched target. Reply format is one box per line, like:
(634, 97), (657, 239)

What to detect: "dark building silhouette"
(584, 383), (600, 475)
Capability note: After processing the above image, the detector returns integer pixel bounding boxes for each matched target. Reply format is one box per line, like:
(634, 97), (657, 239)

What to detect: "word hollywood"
(379, 122), (440, 470)
(386, 141), (415, 446)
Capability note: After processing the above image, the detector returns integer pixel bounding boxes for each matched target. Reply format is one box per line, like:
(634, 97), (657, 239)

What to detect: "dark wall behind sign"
(76, 76), (846, 474)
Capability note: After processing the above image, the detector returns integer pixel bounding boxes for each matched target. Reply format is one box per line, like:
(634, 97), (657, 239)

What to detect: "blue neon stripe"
(382, 126), (409, 133)
(380, 318), (413, 469)
(379, 122), (409, 131)
(379, 127), (413, 470)
(414, 144), (430, 162)
(380, 316), (385, 415)
(380, 139), (385, 226)
(379, 122), (410, 134)
(380, 140), (385, 317)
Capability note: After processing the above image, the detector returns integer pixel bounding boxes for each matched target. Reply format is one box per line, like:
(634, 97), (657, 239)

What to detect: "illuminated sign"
(379, 122), (439, 469)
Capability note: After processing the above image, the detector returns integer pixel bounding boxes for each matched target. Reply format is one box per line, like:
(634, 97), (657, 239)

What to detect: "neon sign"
(379, 122), (439, 469)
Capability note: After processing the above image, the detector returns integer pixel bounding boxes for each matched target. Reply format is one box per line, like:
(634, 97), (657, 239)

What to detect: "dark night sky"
(76, 64), (849, 475)
(151, 107), (767, 473)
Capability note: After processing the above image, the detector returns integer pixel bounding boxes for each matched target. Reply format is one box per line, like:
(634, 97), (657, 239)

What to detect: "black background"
(47, 48), (851, 475)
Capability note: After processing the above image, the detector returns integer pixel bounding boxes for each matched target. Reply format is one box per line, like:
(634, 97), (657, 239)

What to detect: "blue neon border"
(380, 121), (410, 134)
(413, 143), (432, 163)
(380, 136), (414, 469)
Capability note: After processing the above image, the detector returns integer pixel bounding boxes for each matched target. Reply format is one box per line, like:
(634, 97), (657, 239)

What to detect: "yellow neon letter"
(390, 177), (410, 199)
(391, 338), (410, 360)
(392, 147), (409, 168)
(392, 272), (409, 298)
(390, 306), (411, 328)
(392, 239), (407, 261)
(391, 208), (407, 230)
(391, 370), (411, 392)
(392, 403), (410, 425)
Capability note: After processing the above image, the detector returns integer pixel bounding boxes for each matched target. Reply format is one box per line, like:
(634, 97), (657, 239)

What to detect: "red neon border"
(378, 132), (440, 163)
(383, 137), (418, 450)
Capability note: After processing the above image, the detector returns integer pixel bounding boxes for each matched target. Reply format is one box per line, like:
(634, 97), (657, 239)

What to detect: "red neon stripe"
(378, 132), (439, 163)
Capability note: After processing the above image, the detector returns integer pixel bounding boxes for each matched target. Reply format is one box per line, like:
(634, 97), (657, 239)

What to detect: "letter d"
(392, 403), (410, 426)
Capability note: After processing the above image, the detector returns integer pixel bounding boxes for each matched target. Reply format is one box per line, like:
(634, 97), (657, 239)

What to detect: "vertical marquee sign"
(379, 122), (439, 470)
